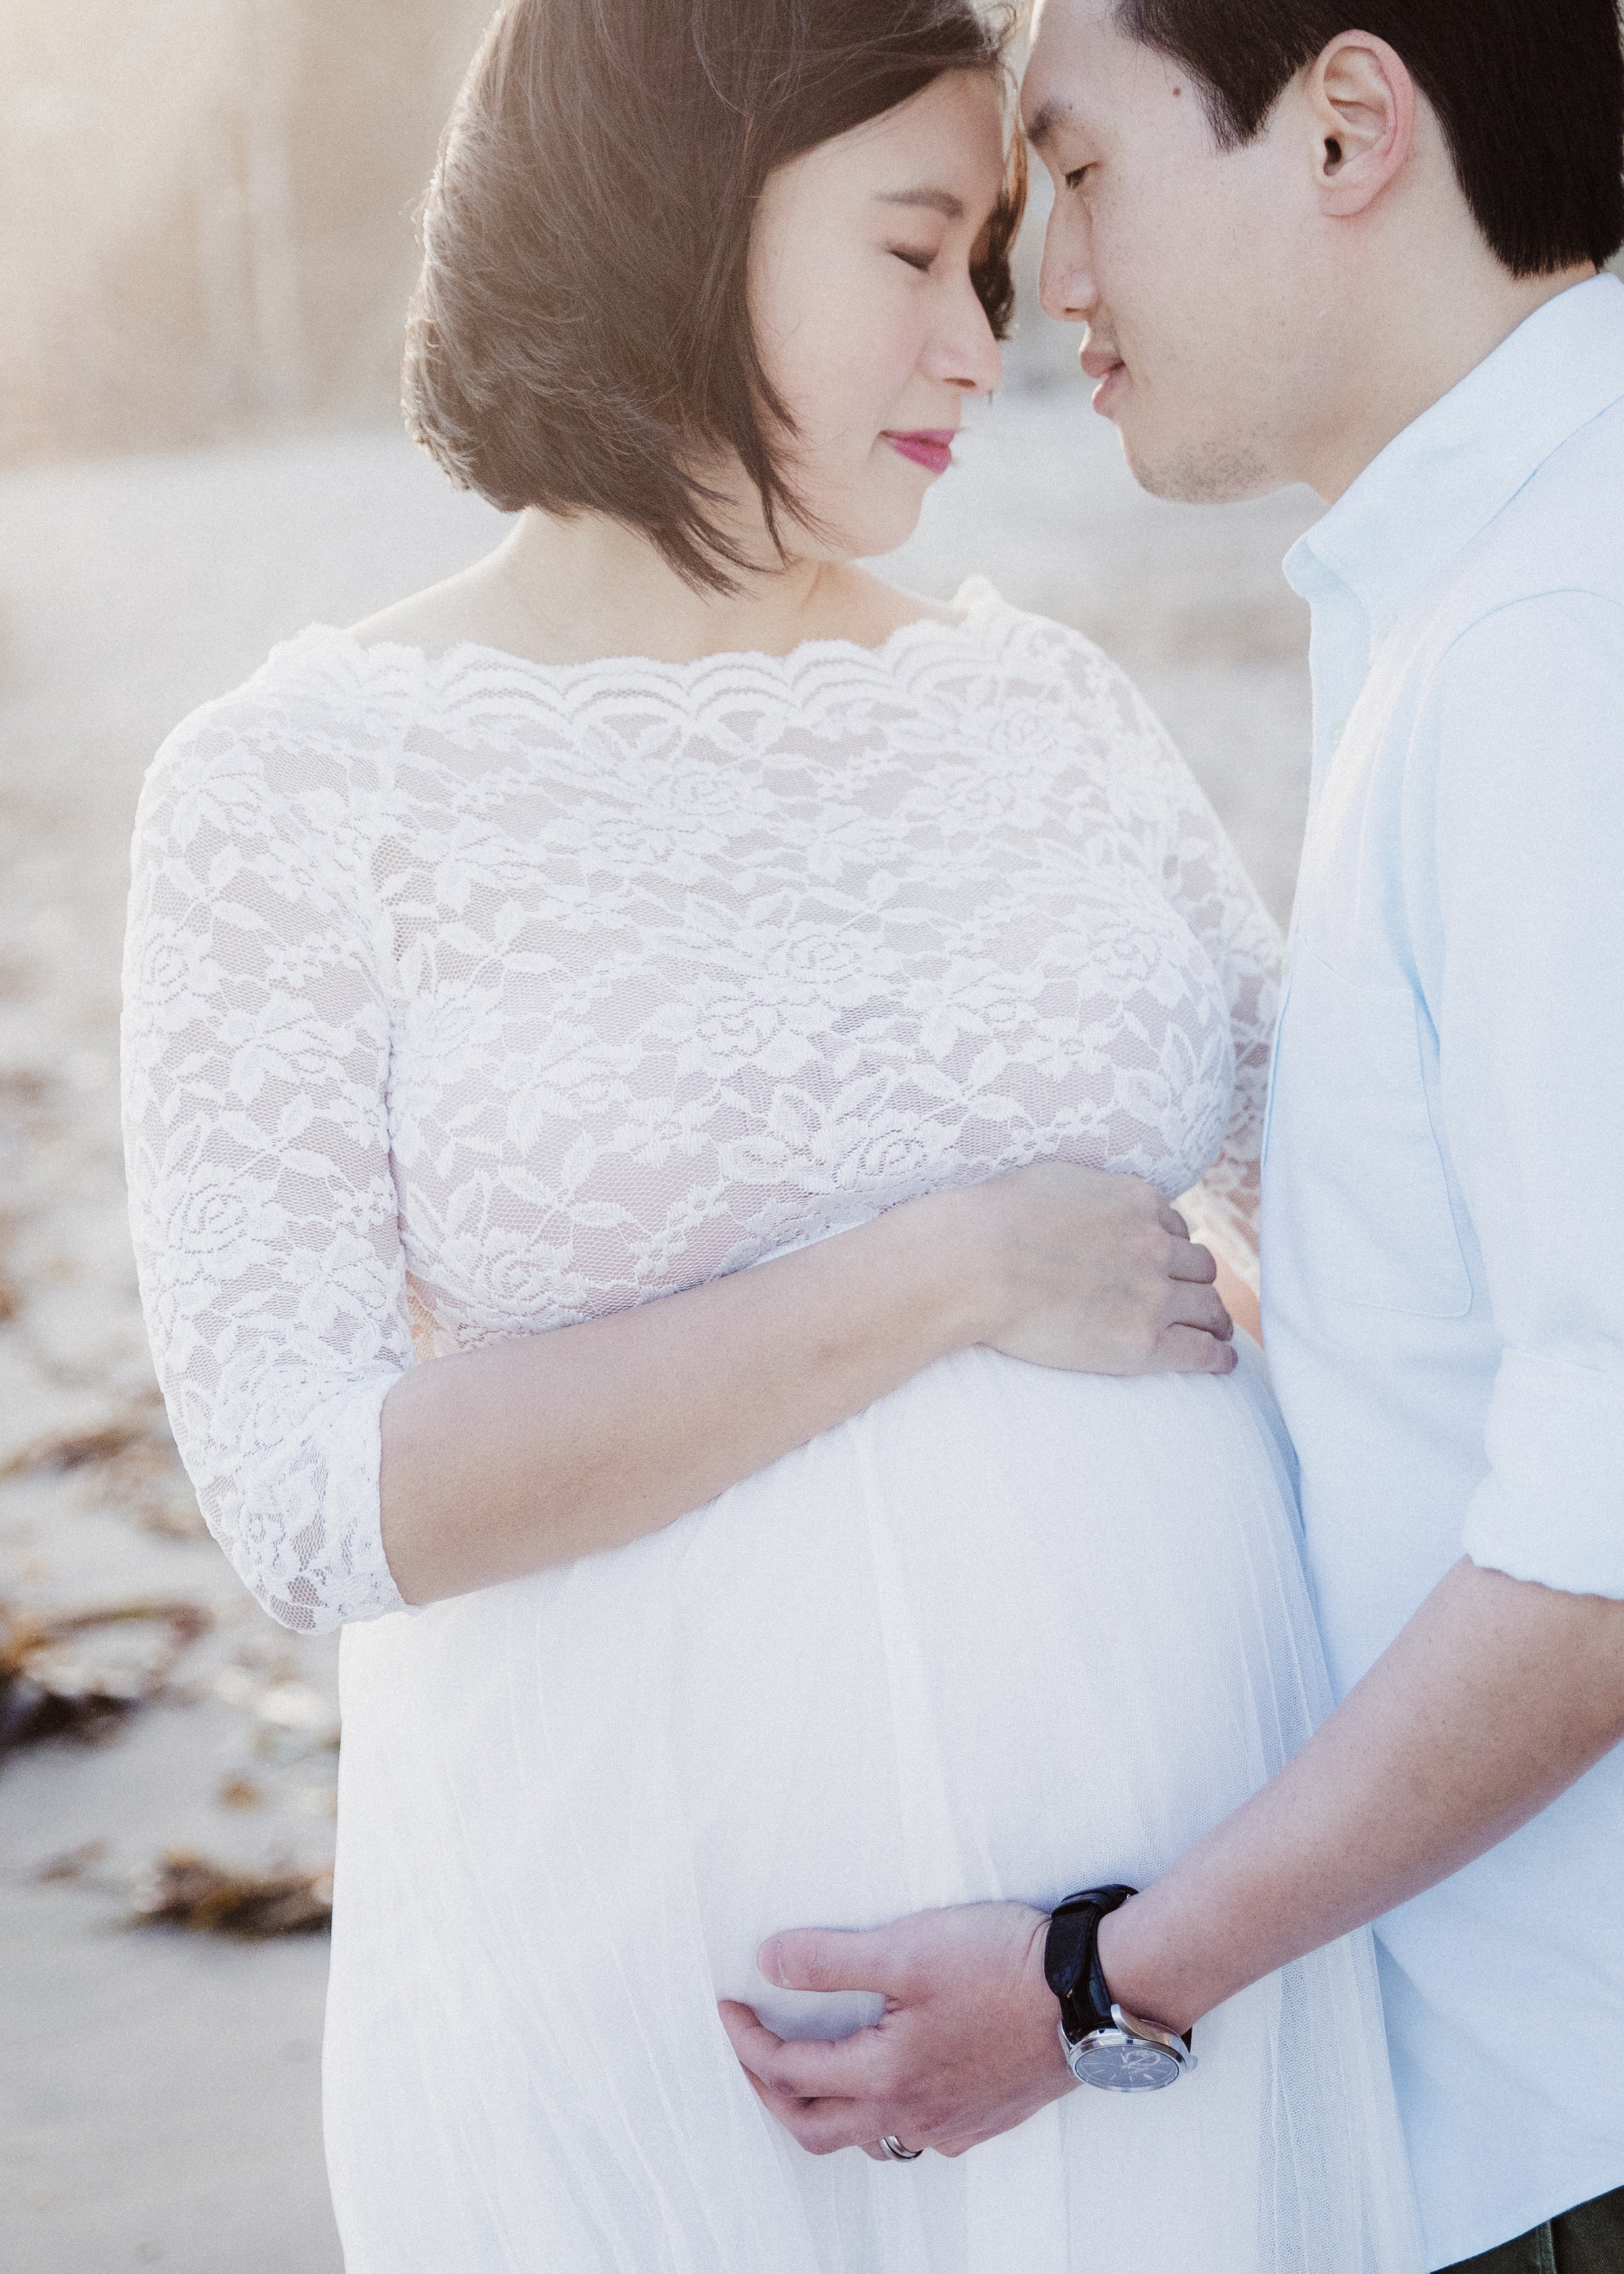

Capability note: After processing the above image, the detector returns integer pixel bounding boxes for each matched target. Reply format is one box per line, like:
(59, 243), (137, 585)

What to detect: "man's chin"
(1114, 419), (1276, 506)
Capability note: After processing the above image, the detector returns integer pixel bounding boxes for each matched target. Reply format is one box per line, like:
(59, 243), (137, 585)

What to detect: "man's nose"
(1038, 221), (1098, 325)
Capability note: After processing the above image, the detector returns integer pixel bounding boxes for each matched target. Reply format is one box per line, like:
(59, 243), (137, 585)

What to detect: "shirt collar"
(1284, 273), (1624, 621)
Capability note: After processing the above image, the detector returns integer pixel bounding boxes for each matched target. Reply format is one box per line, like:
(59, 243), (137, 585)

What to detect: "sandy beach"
(0, 387), (1319, 2271)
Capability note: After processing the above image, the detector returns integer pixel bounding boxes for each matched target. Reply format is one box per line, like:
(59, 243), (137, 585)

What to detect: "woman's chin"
(777, 464), (932, 568)
(843, 491), (930, 563)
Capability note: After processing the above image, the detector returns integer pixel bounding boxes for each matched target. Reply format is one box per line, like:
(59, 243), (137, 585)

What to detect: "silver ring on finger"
(879, 2135), (924, 2162)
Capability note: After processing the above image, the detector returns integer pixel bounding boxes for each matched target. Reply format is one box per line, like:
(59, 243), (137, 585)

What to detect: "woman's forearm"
(380, 1196), (978, 1603)
(380, 1167), (1235, 1605)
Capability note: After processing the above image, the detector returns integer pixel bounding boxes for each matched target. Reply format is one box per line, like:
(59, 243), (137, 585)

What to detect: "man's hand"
(717, 1900), (1074, 2160)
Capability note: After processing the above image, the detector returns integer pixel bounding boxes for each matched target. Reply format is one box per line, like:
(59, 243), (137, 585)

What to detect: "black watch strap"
(1043, 1885), (1194, 2053)
(1044, 1884), (1135, 2043)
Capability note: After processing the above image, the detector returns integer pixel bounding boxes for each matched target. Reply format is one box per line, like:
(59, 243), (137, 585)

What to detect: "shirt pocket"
(1265, 954), (1472, 1320)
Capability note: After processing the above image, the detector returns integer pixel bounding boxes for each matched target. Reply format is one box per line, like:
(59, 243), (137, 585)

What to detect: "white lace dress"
(122, 583), (1422, 2274)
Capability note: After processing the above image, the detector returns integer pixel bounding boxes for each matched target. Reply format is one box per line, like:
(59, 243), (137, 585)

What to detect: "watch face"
(1069, 2032), (1183, 2093)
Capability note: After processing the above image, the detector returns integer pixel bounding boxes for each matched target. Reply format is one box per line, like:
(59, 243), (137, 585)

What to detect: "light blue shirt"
(1262, 274), (1624, 2269)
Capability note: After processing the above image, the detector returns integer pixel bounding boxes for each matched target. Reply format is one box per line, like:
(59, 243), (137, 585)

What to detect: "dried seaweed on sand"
(0, 1597), (210, 1756)
(87, 1429), (210, 1538)
(0, 1412), (208, 1539)
(133, 1850), (334, 1938)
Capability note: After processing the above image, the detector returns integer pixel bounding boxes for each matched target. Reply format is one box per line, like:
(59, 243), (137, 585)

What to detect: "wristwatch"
(1044, 1884), (1196, 2092)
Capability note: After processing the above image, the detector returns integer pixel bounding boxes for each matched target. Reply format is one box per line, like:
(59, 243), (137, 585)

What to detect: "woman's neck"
(352, 505), (942, 668)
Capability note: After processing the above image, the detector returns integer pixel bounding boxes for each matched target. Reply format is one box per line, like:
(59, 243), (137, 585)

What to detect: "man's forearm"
(721, 1560), (1624, 2162)
(1097, 1557), (1624, 2034)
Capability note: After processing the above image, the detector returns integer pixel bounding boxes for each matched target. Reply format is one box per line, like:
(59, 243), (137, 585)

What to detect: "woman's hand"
(383, 1163), (1234, 1604)
(920, 1163), (1237, 1376)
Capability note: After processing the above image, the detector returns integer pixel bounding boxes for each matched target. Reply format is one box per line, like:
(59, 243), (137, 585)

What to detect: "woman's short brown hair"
(404, 0), (1025, 588)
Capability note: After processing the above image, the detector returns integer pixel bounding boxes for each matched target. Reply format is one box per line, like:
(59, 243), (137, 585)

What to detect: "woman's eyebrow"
(874, 187), (966, 220)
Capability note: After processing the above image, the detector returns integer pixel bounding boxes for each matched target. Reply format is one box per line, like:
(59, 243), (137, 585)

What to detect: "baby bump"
(658, 1339), (1326, 2032)
(335, 1342), (1322, 2049)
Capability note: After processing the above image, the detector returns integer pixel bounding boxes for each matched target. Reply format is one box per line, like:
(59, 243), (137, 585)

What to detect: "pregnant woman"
(122, 1), (1422, 2267)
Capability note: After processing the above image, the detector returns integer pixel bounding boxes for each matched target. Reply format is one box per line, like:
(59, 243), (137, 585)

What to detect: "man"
(719, 4), (1624, 2265)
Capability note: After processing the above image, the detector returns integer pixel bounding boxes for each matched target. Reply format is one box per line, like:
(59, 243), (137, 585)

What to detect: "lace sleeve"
(1144, 705), (1282, 1280)
(120, 695), (411, 1632)
(1057, 636), (1284, 1280)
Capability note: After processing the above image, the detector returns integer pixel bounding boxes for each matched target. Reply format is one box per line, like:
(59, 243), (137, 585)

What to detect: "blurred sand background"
(7, 7), (1607, 2270)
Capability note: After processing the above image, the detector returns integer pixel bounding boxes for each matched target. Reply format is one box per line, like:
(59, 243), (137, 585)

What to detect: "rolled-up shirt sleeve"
(1429, 592), (1624, 1597)
(120, 698), (412, 1631)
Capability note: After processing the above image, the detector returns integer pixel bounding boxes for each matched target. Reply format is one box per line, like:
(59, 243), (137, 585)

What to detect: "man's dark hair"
(404, 0), (1025, 591)
(1116, 0), (1624, 277)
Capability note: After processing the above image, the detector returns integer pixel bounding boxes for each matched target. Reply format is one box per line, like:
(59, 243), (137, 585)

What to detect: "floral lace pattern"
(121, 585), (1281, 1630)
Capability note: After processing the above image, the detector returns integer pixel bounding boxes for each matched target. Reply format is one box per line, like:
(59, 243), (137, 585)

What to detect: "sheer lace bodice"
(121, 583), (1281, 1630)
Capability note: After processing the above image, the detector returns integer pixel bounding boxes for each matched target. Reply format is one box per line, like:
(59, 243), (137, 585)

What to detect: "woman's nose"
(925, 294), (1005, 397)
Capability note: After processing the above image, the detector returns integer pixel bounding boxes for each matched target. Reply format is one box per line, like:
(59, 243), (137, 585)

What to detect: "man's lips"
(884, 428), (956, 475)
(1080, 347), (1127, 412)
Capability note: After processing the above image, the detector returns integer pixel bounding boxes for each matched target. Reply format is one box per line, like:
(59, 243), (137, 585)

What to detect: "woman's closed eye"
(1063, 164), (1093, 192)
(888, 244), (938, 273)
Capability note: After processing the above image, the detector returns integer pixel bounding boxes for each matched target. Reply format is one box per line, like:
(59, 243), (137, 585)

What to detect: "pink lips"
(884, 428), (955, 475)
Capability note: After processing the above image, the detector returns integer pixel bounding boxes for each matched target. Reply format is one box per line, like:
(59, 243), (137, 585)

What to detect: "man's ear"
(1305, 32), (1416, 218)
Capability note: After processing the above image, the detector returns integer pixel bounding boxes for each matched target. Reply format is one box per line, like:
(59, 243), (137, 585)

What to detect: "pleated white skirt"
(324, 1338), (1423, 2273)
